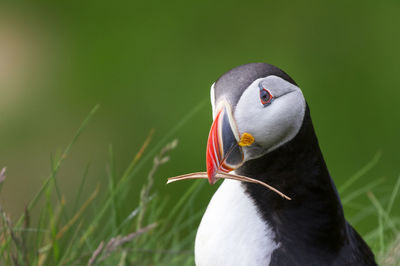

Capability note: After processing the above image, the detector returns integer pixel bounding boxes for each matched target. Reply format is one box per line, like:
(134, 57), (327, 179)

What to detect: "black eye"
(259, 87), (273, 106)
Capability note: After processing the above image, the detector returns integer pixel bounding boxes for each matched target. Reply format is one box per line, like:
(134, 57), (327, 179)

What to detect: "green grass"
(0, 105), (399, 265)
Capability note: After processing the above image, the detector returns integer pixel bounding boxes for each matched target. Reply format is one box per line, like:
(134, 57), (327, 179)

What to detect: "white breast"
(195, 179), (279, 266)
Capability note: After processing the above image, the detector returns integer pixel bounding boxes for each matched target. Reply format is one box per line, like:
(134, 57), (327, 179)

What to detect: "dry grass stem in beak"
(167, 172), (291, 200)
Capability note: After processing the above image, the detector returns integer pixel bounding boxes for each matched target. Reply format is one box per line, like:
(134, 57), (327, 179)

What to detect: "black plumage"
(237, 105), (376, 265)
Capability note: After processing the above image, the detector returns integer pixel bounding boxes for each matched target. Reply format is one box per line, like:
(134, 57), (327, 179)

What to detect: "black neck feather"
(237, 105), (348, 259)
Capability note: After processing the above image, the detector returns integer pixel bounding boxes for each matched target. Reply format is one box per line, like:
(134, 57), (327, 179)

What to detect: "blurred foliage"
(0, 0), (399, 239)
(0, 111), (398, 264)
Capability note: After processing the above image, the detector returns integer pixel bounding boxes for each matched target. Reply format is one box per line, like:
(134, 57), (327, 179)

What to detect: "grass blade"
(387, 175), (400, 216)
(339, 151), (381, 194)
(16, 104), (100, 228)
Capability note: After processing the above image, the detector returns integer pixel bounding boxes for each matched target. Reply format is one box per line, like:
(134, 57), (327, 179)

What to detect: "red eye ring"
(260, 88), (273, 106)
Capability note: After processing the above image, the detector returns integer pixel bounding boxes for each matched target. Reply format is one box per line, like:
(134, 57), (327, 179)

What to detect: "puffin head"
(207, 63), (306, 184)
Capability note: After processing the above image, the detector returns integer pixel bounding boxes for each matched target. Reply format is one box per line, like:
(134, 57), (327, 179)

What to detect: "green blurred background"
(0, 0), (399, 236)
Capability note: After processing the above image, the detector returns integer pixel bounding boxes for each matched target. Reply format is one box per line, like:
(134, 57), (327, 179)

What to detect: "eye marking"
(259, 87), (274, 106)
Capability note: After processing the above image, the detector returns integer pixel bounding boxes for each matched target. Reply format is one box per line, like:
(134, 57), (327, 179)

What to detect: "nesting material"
(167, 172), (291, 200)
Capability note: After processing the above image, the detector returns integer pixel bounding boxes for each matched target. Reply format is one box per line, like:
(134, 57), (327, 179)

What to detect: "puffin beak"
(206, 103), (253, 184)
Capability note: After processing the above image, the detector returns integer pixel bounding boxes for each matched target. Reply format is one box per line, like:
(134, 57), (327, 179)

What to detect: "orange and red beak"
(206, 103), (245, 184)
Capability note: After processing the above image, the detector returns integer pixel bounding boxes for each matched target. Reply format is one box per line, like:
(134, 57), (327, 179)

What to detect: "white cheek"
(210, 83), (216, 119)
(234, 83), (305, 160)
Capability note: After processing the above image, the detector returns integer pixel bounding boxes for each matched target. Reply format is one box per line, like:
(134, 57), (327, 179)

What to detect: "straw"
(167, 172), (291, 200)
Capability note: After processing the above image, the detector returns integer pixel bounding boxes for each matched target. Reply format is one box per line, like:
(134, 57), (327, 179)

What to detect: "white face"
(211, 75), (306, 162)
(210, 82), (217, 119)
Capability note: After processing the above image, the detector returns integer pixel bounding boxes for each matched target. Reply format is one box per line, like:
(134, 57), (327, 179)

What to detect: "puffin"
(194, 63), (376, 266)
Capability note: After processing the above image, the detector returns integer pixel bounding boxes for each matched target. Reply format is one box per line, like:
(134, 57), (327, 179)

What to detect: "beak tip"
(208, 177), (216, 185)
(207, 169), (217, 185)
